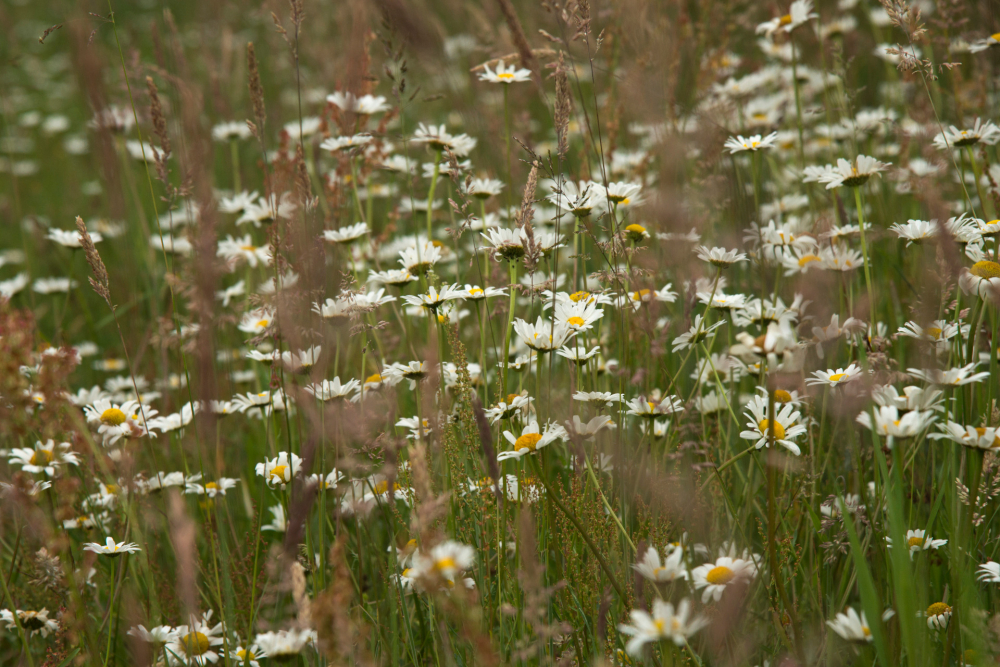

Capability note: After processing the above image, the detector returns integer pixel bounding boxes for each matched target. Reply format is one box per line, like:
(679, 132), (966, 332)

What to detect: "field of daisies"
(3, 0), (1000, 664)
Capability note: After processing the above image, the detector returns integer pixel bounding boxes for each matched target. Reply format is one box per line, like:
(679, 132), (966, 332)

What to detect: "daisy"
(925, 602), (952, 631)
(185, 477), (238, 498)
(229, 643), (265, 667)
(253, 629), (315, 661)
(723, 132), (779, 153)
(280, 346), (322, 374)
(554, 300), (604, 331)
(572, 390), (623, 406)
(237, 308), (275, 335)
(255, 451), (303, 488)
(402, 284), (466, 311)
(739, 395), (807, 455)
(605, 181), (643, 206)
(320, 134), (373, 152)
(805, 363), (862, 387)
(691, 556), (757, 602)
(697, 291), (747, 311)
(625, 395), (684, 418)
(129, 625), (178, 647)
(886, 529), (947, 557)
(217, 235), (271, 268)
(464, 177), (505, 199)
(932, 118), (1000, 150)
(907, 363), (990, 386)
(235, 194), (296, 227)
(497, 420), (567, 461)
(327, 91), (390, 115)
(827, 607), (873, 643)
(8, 439), (79, 476)
(545, 178), (605, 218)
(261, 505), (287, 532)
(368, 269), (416, 287)
(483, 393), (533, 423)
(618, 598), (708, 656)
(632, 546), (688, 583)
(478, 60), (531, 84)
(0, 608), (60, 637)
(211, 121), (251, 142)
(164, 611), (225, 665)
(856, 406), (936, 444)
(411, 123), (477, 156)
(565, 415), (616, 440)
(930, 422), (1000, 450)
(897, 320), (966, 347)
(513, 317), (575, 352)
(959, 259), (1000, 299)
(411, 540), (476, 586)
(305, 377), (360, 401)
(810, 155), (890, 189)
(977, 561), (1000, 583)
(83, 536), (142, 556)
(673, 315), (725, 354)
(969, 33), (1000, 53)
(755, 0), (817, 36)
(623, 223), (650, 242)
(322, 222), (369, 244)
(695, 245), (748, 268)
(383, 361), (429, 389)
(889, 219), (939, 245)
(481, 227), (528, 262)
(48, 227), (102, 248)
(398, 241), (443, 274)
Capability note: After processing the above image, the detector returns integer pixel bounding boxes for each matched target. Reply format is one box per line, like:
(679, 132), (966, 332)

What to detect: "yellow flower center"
(469, 287), (483, 296)
(631, 289), (650, 301)
(926, 602), (951, 617)
(926, 327), (942, 339)
(205, 482), (219, 491)
(435, 556), (457, 571)
(237, 648), (255, 661)
(625, 223), (645, 234)
(255, 319), (269, 328)
(241, 245), (256, 252)
(970, 260), (1000, 279)
(514, 433), (543, 452)
(758, 419), (786, 440)
(365, 373), (383, 384)
(567, 316), (586, 326)
(798, 254), (820, 267)
(779, 13), (793, 25)
(706, 565), (735, 585)
(974, 427), (1000, 447)
(862, 626), (871, 637)
(100, 407), (127, 426)
(269, 465), (288, 482)
(506, 394), (520, 403)
(621, 197), (631, 206)
(654, 618), (666, 633)
(773, 390), (792, 403)
(569, 291), (590, 302)
(828, 373), (847, 382)
(181, 631), (210, 656)
(992, 33), (1000, 41)
(30, 449), (54, 466)
(497, 72), (514, 80)
(907, 535), (925, 548)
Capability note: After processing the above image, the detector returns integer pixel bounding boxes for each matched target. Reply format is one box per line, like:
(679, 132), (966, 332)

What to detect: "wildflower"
(755, 0), (818, 36)
(253, 629), (315, 661)
(632, 546), (688, 583)
(672, 315), (725, 352)
(237, 308), (275, 334)
(217, 235), (271, 268)
(805, 363), (862, 387)
(886, 529), (947, 557)
(932, 118), (1000, 150)
(856, 406), (936, 445)
(411, 540), (476, 586)
(129, 625), (178, 647)
(261, 505), (287, 533)
(605, 181), (643, 206)
(305, 377), (359, 401)
(0, 608), (59, 637)
(827, 607), (873, 643)
(398, 242), (443, 274)
(959, 258), (1000, 298)
(907, 363), (990, 386)
(322, 222), (369, 244)
(411, 123), (477, 156)
(623, 223), (650, 242)
(739, 395), (807, 455)
(695, 245), (748, 268)
(925, 603), (952, 630)
(327, 91), (389, 114)
(969, 33), (1000, 53)
(723, 132), (779, 153)
(618, 599), (708, 656)
(164, 610), (225, 665)
(229, 643), (265, 667)
(8, 439), (79, 476)
(691, 556), (757, 602)
(83, 536), (142, 556)
(572, 390), (623, 405)
(808, 155), (890, 189)
(48, 227), (101, 248)
(255, 452), (303, 488)
(185, 477), (238, 498)
(565, 415), (616, 440)
(889, 219), (939, 245)
(513, 317), (575, 352)
(482, 226), (528, 262)
(497, 421), (567, 461)
(977, 561), (1000, 583)
(625, 395), (684, 418)
(930, 422), (1000, 450)
(484, 393), (533, 423)
(320, 134), (373, 152)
